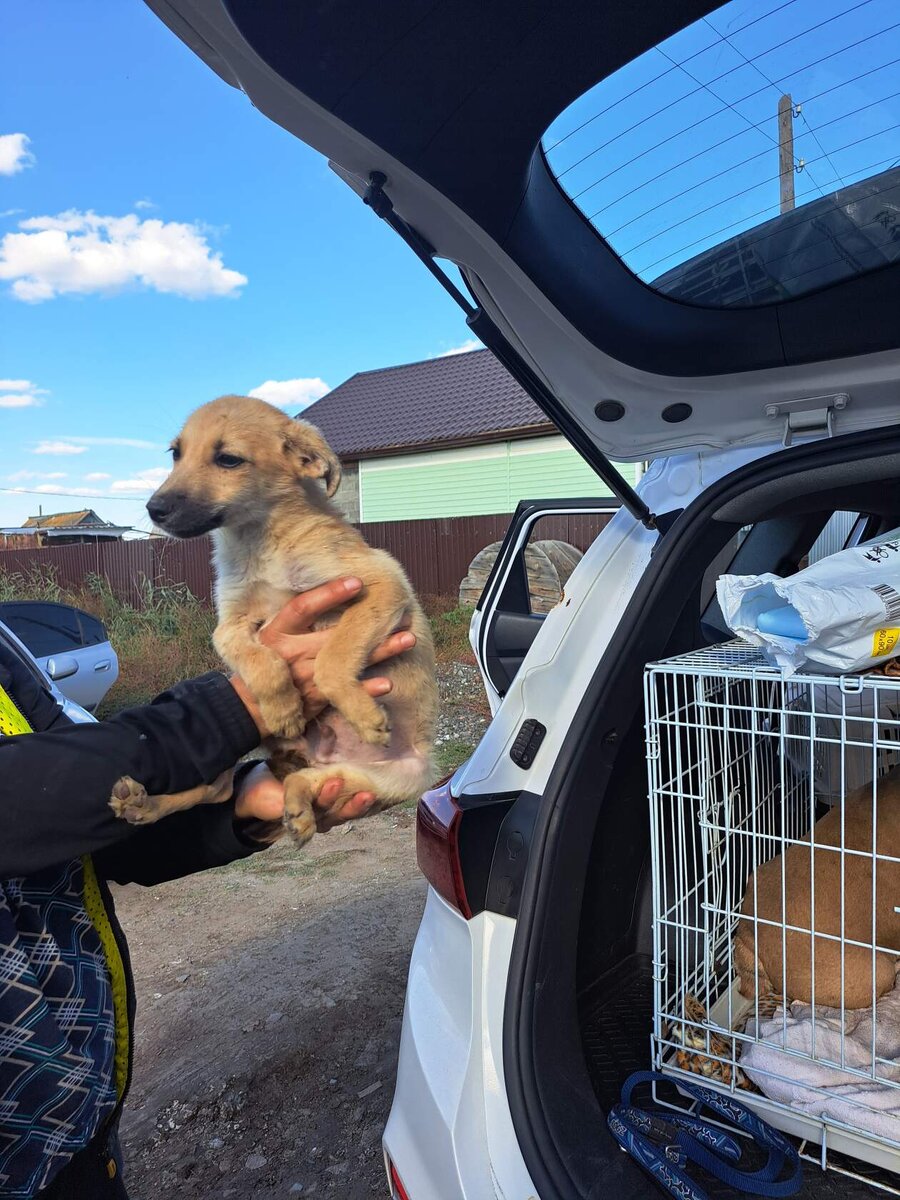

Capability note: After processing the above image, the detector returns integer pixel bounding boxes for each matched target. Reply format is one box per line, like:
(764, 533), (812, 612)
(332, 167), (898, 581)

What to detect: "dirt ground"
(116, 810), (424, 1199)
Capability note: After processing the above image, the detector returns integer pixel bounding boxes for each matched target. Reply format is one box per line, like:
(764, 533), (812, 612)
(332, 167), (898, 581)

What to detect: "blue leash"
(608, 1071), (802, 1200)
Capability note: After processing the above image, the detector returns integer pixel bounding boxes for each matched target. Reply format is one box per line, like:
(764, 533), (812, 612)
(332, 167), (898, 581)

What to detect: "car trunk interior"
(504, 427), (900, 1200)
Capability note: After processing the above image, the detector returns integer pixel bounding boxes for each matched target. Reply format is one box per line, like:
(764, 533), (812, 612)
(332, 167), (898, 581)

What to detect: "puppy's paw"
(109, 776), (160, 825)
(341, 698), (391, 746)
(283, 805), (316, 847)
(358, 708), (391, 747)
(259, 695), (306, 740)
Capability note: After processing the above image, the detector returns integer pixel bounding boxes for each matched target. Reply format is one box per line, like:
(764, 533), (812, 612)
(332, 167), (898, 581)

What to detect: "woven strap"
(608, 1071), (802, 1200)
(0, 680), (130, 1099)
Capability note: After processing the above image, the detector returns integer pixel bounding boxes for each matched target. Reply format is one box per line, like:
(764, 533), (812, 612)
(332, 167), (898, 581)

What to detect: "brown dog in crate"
(734, 772), (900, 1010)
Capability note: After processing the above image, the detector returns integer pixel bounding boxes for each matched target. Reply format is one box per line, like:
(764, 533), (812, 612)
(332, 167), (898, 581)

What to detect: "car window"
(0, 624), (54, 692)
(543, 0), (900, 308)
(75, 611), (107, 648)
(0, 603), (87, 657)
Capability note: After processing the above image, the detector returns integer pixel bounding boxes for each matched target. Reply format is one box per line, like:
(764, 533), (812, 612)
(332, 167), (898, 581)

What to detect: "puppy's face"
(147, 395), (342, 538)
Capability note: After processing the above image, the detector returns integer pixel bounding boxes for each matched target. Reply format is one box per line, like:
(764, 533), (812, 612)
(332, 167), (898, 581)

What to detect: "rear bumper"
(384, 888), (537, 1198)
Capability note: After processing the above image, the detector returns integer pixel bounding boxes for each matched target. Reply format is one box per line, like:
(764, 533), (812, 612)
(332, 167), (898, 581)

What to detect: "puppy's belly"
(300, 709), (423, 767)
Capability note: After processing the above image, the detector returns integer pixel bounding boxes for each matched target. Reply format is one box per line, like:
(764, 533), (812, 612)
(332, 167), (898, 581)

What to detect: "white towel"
(740, 980), (900, 1143)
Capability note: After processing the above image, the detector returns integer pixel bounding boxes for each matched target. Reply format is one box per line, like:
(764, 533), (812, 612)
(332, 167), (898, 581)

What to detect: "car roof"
(144, 0), (900, 462)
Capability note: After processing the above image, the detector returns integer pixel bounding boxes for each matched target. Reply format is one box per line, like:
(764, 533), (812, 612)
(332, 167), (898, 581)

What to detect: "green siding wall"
(359, 437), (639, 522)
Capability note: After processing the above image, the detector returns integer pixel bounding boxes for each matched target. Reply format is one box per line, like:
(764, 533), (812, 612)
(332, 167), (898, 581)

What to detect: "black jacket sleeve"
(0, 668), (260, 877)
(94, 762), (268, 886)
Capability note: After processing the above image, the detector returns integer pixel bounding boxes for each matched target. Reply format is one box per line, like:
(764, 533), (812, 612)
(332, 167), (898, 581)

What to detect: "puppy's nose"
(147, 493), (179, 524)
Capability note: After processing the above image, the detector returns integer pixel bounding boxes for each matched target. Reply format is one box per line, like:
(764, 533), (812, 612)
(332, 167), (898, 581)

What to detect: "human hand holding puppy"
(230, 576), (416, 828)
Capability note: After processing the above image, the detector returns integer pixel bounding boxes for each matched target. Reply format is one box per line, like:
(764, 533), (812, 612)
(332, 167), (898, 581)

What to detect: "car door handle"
(93, 660), (111, 672)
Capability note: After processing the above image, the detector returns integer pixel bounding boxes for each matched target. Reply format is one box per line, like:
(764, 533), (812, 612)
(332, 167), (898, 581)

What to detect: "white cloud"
(0, 209), (247, 302)
(55, 435), (161, 450)
(31, 483), (97, 495)
(0, 393), (41, 409)
(33, 440), (87, 456)
(0, 209), (24, 219)
(84, 471), (111, 482)
(134, 198), (156, 211)
(5, 470), (66, 483)
(249, 377), (330, 411)
(110, 466), (170, 495)
(0, 134), (34, 177)
(436, 338), (482, 357)
(0, 378), (47, 408)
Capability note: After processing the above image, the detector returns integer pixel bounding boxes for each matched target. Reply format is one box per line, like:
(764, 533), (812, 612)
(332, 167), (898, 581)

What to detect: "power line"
(622, 120), (900, 260)
(596, 84), (900, 238)
(655, 41), (828, 203)
(544, 0), (805, 153)
(581, 55), (900, 222)
(706, 17), (829, 199)
(0, 485), (148, 504)
(800, 109), (849, 188)
(556, 0), (885, 185)
(638, 146), (900, 275)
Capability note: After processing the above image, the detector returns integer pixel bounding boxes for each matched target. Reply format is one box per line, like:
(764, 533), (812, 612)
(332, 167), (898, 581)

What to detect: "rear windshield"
(543, 0), (900, 308)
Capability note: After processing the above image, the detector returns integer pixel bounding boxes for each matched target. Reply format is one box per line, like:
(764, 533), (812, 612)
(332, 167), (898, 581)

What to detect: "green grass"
(434, 737), (476, 777)
(420, 595), (475, 664)
(0, 570), (478, 715)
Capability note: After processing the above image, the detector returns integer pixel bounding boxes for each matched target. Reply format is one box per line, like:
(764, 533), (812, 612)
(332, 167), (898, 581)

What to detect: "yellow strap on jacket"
(0, 680), (130, 1099)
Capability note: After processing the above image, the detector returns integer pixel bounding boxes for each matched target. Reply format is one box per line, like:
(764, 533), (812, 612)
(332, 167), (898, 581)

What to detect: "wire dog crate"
(646, 643), (900, 1179)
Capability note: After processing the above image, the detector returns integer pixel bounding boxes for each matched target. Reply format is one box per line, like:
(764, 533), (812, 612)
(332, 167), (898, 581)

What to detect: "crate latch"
(766, 392), (849, 447)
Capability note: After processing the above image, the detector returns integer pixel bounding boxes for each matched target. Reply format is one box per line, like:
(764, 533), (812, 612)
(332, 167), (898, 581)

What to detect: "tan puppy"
(734, 774), (900, 1009)
(111, 395), (438, 844)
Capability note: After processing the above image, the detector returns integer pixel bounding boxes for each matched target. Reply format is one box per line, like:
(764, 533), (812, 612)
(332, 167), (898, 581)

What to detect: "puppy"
(111, 395), (438, 844)
(734, 773), (900, 1009)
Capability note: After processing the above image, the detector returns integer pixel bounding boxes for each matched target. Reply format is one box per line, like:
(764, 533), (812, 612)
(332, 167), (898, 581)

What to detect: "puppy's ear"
(282, 421), (342, 497)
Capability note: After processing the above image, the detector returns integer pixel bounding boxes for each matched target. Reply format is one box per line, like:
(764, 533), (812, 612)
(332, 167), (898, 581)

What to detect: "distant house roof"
(23, 508), (109, 529)
(299, 348), (552, 459)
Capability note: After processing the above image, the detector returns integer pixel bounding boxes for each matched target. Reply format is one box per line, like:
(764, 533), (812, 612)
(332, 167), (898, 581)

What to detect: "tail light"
(416, 778), (472, 918)
(388, 1160), (411, 1200)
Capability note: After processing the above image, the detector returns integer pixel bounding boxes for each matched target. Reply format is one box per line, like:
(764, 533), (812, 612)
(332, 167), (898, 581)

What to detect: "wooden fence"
(0, 510), (618, 606)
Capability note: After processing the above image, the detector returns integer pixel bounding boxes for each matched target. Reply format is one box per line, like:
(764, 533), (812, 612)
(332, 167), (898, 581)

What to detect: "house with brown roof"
(300, 348), (641, 523)
(0, 509), (130, 548)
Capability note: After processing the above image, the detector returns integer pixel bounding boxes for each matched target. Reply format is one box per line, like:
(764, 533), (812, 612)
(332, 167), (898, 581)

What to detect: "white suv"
(144, 1), (900, 1195)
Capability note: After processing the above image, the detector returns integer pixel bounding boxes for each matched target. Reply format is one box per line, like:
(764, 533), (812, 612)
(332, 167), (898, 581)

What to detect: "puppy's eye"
(214, 452), (246, 469)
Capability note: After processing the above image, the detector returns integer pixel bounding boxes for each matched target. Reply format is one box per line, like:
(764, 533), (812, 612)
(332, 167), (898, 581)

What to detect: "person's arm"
(0, 671), (259, 878)
(94, 762), (270, 886)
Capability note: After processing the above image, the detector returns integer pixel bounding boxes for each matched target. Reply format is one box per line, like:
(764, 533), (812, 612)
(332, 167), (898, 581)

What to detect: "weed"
(434, 737), (475, 777)
(0, 575), (481, 713)
(420, 594), (475, 664)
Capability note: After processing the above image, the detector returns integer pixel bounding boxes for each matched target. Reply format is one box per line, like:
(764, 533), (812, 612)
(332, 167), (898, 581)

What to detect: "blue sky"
(0, 1), (473, 533)
(3, 0), (896, 537)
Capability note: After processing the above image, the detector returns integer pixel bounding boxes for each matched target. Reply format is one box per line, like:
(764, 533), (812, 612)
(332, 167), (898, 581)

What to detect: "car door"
(0, 602), (119, 712)
(471, 499), (619, 711)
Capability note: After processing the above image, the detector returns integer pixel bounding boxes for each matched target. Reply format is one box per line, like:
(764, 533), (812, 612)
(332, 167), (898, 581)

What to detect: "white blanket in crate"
(740, 977), (900, 1142)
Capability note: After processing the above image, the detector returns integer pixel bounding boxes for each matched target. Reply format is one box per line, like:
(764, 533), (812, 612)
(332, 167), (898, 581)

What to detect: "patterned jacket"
(0, 636), (261, 1198)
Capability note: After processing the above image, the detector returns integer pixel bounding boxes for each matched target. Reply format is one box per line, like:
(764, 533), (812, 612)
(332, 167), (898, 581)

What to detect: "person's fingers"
(315, 777), (345, 809)
(264, 577), (362, 637)
(367, 631), (416, 666)
(342, 792), (376, 818)
(316, 791), (376, 832)
(274, 628), (331, 660)
(362, 677), (392, 698)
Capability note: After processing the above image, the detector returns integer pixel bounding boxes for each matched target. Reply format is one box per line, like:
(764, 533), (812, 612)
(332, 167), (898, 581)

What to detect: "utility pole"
(778, 93), (795, 213)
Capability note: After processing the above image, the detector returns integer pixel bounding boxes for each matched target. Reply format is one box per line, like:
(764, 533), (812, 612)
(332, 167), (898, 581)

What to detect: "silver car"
(0, 601), (118, 713)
